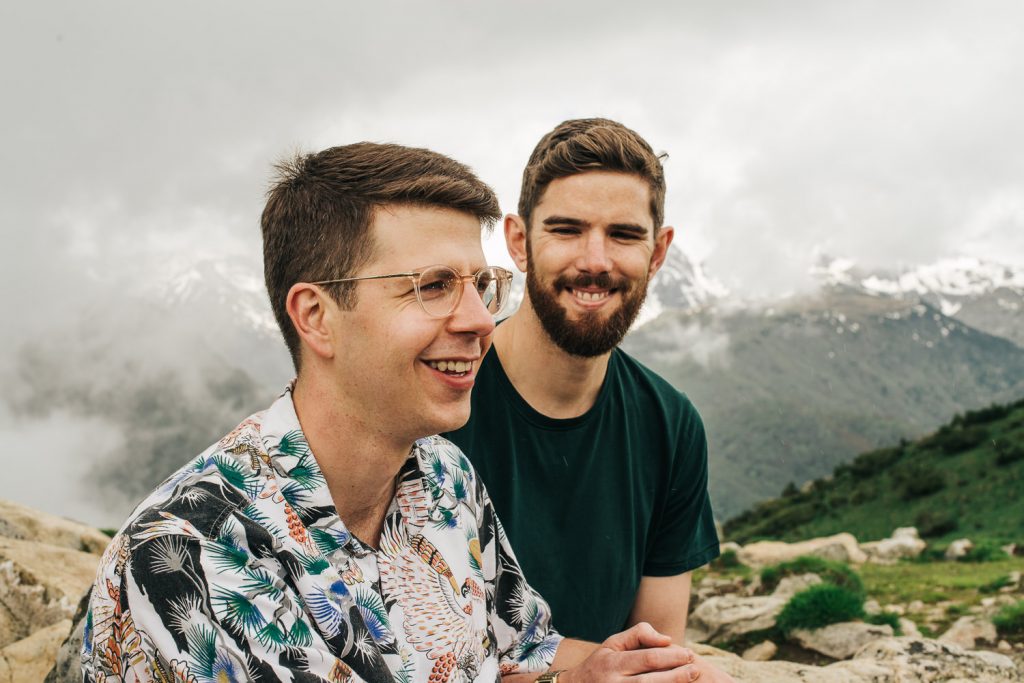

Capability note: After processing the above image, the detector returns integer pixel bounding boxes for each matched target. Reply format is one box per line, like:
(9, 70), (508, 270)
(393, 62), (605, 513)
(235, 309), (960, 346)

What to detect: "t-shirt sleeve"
(478, 485), (563, 674)
(643, 403), (721, 576)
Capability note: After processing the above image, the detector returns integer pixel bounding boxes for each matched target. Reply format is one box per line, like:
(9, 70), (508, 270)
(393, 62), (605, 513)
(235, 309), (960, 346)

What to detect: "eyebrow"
(542, 216), (650, 236)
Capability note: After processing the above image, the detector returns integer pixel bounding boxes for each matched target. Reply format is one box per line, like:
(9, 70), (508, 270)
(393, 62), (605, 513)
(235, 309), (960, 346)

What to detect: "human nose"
(447, 279), (496, 337)
(577, 230), (612, 273)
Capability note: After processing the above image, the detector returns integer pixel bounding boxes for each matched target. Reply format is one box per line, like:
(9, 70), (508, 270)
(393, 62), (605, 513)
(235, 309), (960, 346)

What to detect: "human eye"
(417, 270), (453, 300)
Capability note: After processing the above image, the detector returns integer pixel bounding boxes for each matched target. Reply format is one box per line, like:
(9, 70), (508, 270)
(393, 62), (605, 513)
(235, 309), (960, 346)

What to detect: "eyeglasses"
(312, 265), (513, 318)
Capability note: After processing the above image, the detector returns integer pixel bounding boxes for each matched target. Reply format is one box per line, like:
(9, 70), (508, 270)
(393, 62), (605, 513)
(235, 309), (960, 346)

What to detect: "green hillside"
(723, 397), (1024, 545)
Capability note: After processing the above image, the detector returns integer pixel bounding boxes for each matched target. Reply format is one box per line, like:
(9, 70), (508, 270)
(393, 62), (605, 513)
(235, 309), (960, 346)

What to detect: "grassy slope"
(724, 398), (1024, 545)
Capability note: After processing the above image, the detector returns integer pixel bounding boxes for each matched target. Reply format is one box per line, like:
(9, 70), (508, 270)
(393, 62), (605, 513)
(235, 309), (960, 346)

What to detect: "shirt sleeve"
(643, 403), (721, 576)
(82, 512), (367, 683)
(479, 485), (563, 675)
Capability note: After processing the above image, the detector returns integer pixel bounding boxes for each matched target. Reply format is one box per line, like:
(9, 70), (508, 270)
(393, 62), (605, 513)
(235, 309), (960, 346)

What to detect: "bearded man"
(447, 119), (721, 647)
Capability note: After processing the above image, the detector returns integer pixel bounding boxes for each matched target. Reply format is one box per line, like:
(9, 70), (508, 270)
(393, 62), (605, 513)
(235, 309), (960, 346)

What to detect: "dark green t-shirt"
(445, 348), (720, 642)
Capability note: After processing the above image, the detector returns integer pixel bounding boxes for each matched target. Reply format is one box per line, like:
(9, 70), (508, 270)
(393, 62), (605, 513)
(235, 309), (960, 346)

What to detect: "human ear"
(504, 214), (529, 273)
(286, 283), (336, 361)
(648, 226), (675, 278)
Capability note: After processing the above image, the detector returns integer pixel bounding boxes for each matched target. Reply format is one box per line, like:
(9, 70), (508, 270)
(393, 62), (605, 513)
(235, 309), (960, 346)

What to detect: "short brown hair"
(518, 118), (667, 230)
(261, 142), (501, 369)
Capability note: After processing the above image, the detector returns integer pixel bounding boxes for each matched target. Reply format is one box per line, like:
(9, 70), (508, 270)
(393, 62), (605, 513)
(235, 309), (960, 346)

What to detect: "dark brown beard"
(526, 264), (649, 358)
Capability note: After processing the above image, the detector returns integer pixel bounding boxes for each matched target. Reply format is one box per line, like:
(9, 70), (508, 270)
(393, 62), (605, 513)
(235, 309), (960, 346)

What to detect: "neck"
(292, 372), (411, 548)
(494, 298), (611, 419)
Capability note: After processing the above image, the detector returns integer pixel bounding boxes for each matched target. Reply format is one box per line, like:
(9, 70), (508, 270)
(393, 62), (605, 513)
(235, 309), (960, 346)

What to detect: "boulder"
(0, 500), (109, 555)
(771, 573), (822, 599)
(945, 538), (974, 560)
(686, 595), (787, 643)
(698, 651), (894, 682)
(0, 619), (71, 683)
(861, 527), (927, 564)
(855, 636), (1020, 682)
(741, 640), (777, 661)
(738, 532), (867, 567)
(790, 621), (893, 660)
(938, 615), (998, 649)
(687, 574), (824, 643)
(899, 617), (922, 638)
(0, 537), (100, 649)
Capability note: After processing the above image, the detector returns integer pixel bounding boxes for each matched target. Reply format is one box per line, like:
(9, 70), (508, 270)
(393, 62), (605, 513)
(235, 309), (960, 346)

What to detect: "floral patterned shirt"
(82, 387), (562, 682)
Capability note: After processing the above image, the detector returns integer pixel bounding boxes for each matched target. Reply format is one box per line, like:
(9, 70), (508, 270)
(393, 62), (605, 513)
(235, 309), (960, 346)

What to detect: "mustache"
(554, 272), (629, 290)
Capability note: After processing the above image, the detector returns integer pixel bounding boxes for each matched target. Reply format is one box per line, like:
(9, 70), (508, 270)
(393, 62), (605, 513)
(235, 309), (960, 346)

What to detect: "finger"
(603, 622), (672, 651)
(616, 644), (695, 675)
(633, 664), (701, 682)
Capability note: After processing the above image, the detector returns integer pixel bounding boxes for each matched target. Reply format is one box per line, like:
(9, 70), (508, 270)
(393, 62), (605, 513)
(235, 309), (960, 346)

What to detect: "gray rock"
(938, 615), (998, 649)
(45, 590), (90, 683)
(791, 621), (893, 660)
(855, 636), (1020, 682)
(687, 595), (786, 643)
(741, 640), (777, 661)
(770, 573), (822, 600)
(861, 526), (927, 564)
(945, 538), (974, 560)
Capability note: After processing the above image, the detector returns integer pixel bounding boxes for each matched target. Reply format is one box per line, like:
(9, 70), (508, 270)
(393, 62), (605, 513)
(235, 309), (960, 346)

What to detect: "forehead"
(533, 171), (654, 228)
(364, 204), (486, 272)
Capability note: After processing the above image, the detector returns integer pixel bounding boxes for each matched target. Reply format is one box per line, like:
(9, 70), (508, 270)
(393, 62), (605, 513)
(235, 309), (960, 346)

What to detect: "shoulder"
(108, 411), (273, 548)
(611, 349), (703, 426)
(414, 435), (491, 509)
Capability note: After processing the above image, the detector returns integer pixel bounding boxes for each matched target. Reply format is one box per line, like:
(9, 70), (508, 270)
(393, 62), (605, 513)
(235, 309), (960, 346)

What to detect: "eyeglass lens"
(416, 266), (508, 317)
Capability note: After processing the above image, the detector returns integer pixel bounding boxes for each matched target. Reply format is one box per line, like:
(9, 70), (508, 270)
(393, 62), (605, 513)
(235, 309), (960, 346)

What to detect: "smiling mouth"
(566, 287), (614, 303)
(425, 359), (474, 376)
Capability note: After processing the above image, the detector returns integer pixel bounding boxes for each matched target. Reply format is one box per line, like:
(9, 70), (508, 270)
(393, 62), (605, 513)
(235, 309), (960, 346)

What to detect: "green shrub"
(925, 425), (989, 455)
(101, 528), (118, 538)
(760, 556), (864, 597)
(980, 575), (1013, 594)
(915, 511), (958, 539)
(847, 447), (903, 479)
(776, 584), (865, 635)
(865, 611), (902, 635)
(958, 542), (1005, 563)
(893, 463), (945, 500)
(958, 403), (1012, 427)
(993, 601), (1024, 639)
(713, 550), (742, 569)
(946, 603), (968, 617)
(995, 443), (1024, 467)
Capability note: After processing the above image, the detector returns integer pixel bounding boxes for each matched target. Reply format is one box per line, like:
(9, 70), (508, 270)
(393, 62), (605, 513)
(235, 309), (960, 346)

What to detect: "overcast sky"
(2, 0), (1023, 524)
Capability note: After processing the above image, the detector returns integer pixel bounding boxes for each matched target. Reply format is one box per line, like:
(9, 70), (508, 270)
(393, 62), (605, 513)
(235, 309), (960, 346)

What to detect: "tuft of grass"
(979, 575), (1013, 594)
(993, 601), (1024, 639)
(959, 542), (1006, 563)
(713, 549), (742, 569)
(776, 584), (865, 636)
(865, 611), (902, 635)
(760, 556), (864, 597)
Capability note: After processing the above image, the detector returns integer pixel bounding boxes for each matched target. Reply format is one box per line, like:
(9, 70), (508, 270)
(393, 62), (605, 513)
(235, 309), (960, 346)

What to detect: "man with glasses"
(82, 142), (703, 682)
(447, 120), (726, 676)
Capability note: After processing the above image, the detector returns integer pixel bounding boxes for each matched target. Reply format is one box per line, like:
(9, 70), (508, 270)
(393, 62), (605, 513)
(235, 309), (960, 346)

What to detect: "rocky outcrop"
(687, 574), (823, 643)
(860, 526), (927, 564)
(0, 620), (72, 683)
(945, 538), (974, 560)
(857, 636), (1020, 681)
(0, 501), (109, 555)
(939, 615), (999, 650)
(790, 621), (894, 659)
(695, 637), (1022, 682)
(737, 532), (867, 567)
(0, 500), (104, 682)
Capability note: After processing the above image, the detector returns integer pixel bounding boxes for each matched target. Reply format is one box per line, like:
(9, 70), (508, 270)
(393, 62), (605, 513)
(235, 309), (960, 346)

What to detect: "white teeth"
(427, 360), (472, 374)
(572, 290), (609, 302)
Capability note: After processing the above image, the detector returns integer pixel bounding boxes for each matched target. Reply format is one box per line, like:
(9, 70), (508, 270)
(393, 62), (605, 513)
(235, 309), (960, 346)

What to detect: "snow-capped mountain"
(809, 256), (1024, 346)
(637, 247), (729, 326)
